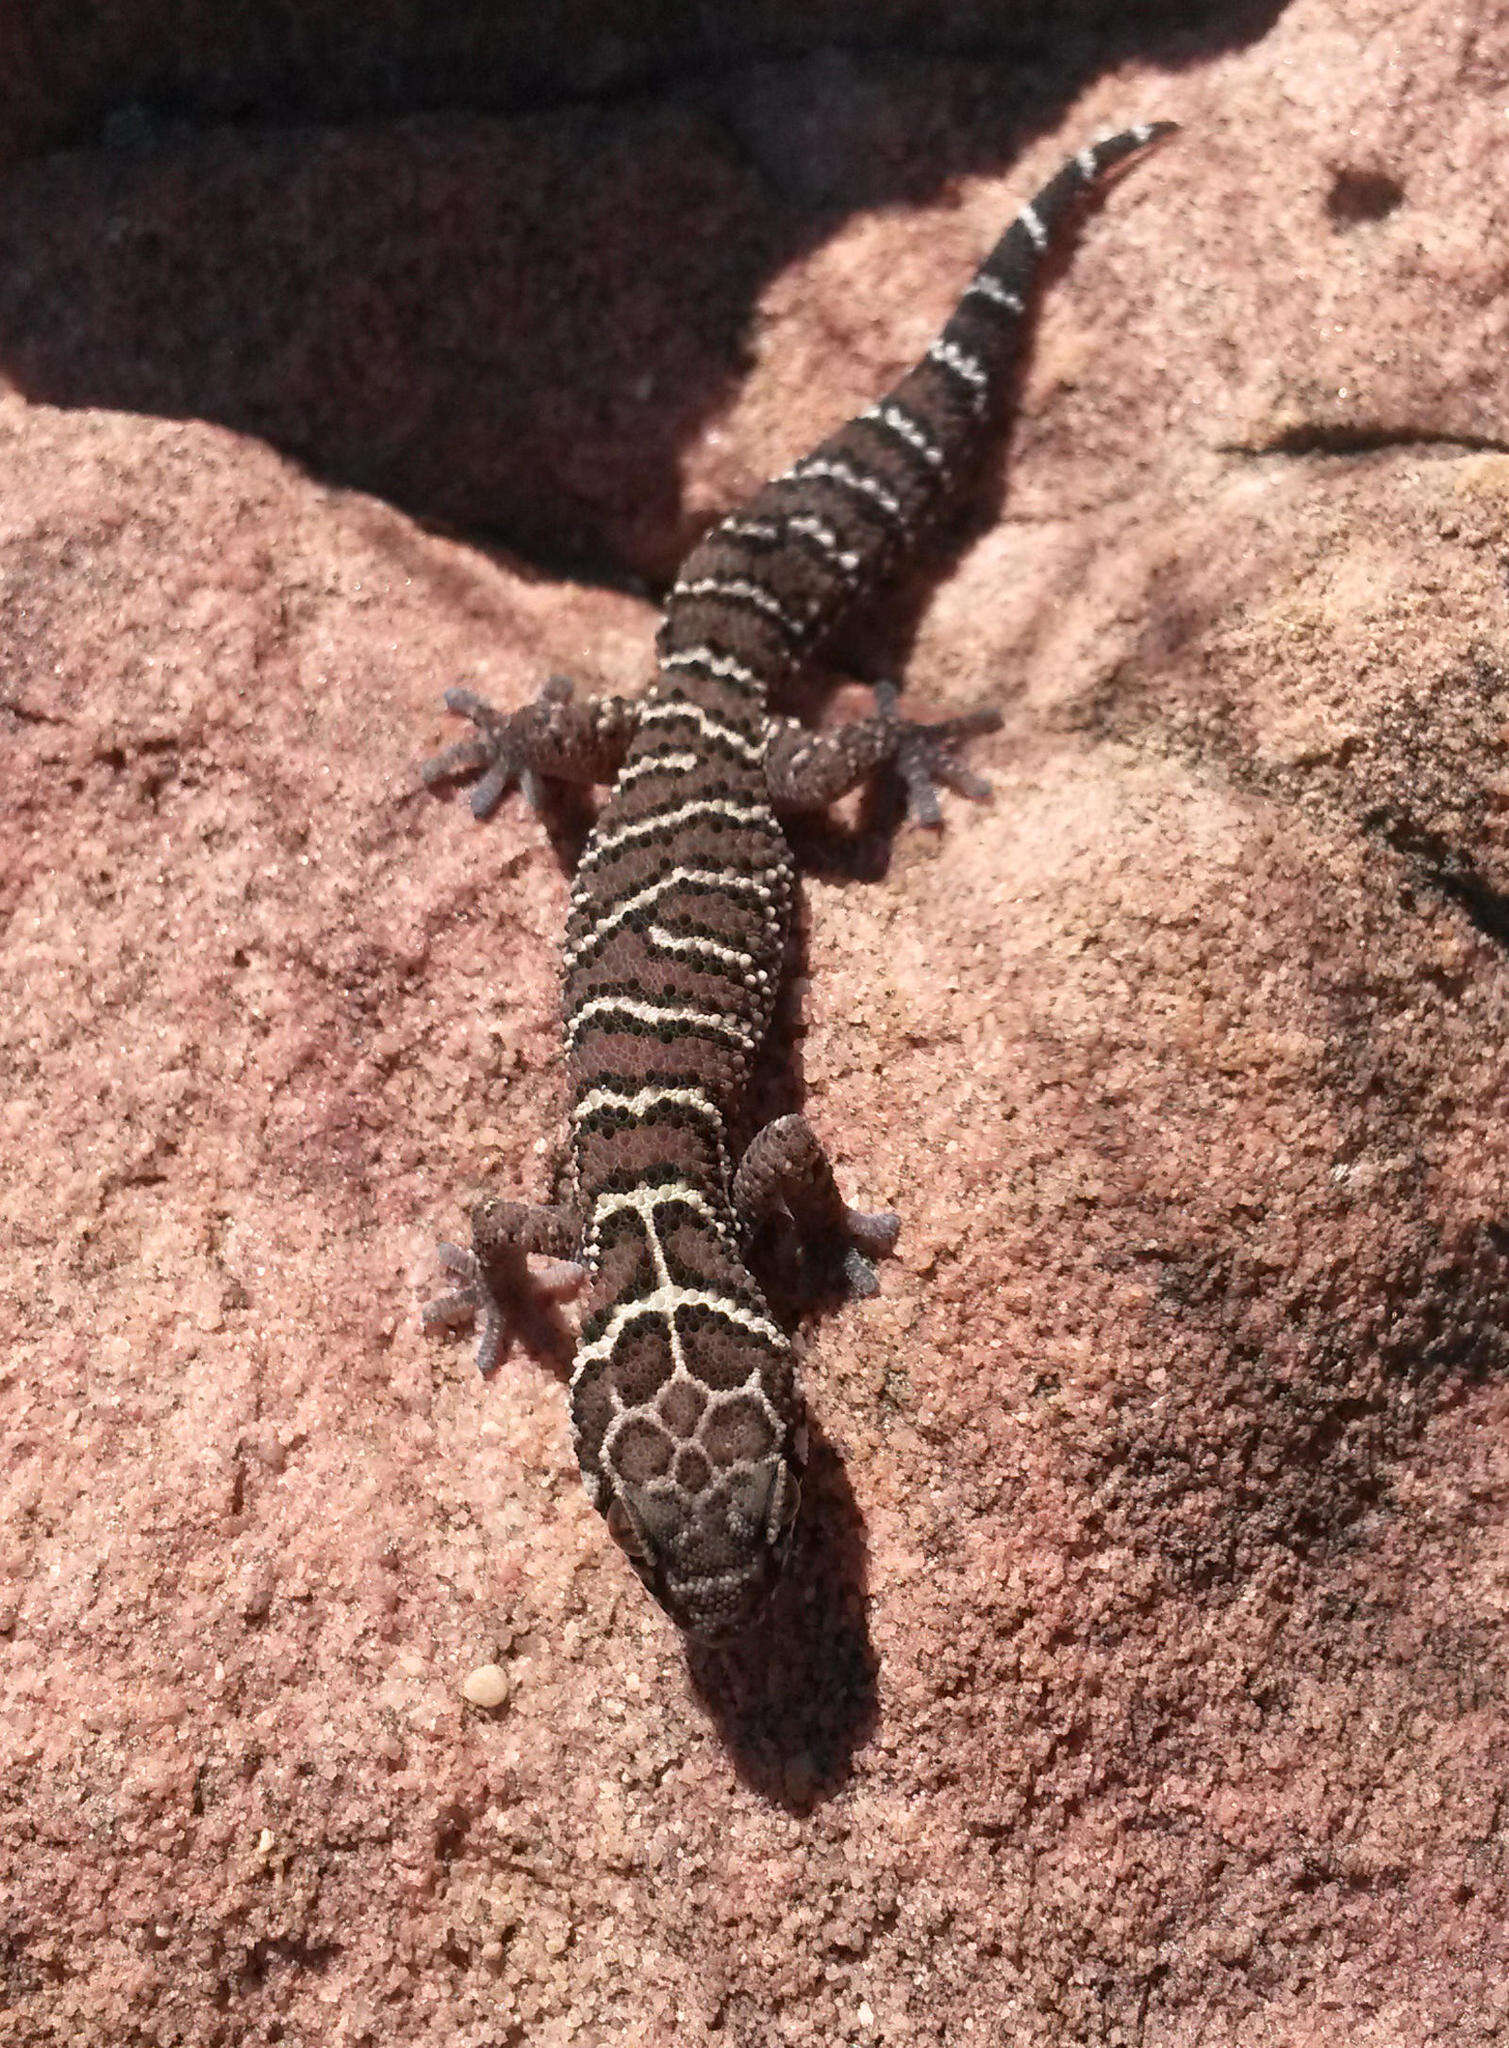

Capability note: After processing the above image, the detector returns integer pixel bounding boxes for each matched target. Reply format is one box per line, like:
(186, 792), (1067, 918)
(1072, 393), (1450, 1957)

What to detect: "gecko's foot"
(420, 676), (575, 819)
(423, 1241), (508, 1375)
(422, 1234), (586, 1376)
(775, 1204), (901, 1304)
(834, 1207), (903, 1300)
(735, 1114), (901, 1305)
(872, 681), (1002, 828)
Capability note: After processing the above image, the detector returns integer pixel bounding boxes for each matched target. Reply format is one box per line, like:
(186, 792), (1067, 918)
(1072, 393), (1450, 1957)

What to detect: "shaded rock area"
(0, 7), (1304, 583)
(0, 1), (1280, 168)
(4, 2), (1509, 2043)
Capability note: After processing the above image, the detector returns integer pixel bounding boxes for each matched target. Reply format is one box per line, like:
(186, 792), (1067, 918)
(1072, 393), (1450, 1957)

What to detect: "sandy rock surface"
(4, 3), (1509, 2043)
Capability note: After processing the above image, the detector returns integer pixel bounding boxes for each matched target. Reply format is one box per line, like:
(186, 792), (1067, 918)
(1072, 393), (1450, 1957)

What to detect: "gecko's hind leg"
(423, 1198), (585, 1374)
(734, 1114), (900, 1302)
(422, 675), (641, 819)
(766, 680), (1001, 828)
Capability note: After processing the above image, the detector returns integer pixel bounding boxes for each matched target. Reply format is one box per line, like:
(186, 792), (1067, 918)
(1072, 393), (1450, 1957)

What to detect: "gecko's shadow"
(684, 827), (894, 1804)
(683, 1410), (877, 1808)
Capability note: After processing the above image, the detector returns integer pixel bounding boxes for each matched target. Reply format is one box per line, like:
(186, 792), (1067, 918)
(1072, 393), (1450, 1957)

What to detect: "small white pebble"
(461, 1662), (510, 1710)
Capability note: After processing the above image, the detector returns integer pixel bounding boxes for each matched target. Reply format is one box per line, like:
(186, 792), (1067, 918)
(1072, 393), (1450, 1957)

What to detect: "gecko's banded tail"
(658, 121), (1177, 690)
(934, 120), (1179, 403)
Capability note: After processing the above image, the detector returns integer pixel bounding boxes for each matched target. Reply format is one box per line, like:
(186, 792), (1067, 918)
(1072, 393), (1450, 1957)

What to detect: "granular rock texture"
(4, 3), (1509, 2044)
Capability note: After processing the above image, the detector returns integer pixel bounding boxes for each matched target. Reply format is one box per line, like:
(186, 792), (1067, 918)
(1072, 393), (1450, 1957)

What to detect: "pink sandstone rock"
(3, 6), (1509, 2044)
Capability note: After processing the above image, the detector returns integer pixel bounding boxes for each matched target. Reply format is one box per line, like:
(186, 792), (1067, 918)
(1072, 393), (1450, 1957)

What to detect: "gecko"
(422, 123), (1175, 1642)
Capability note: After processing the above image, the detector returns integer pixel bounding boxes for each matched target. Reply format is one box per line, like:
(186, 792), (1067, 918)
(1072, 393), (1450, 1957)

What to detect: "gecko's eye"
(605, 1496), (648, 1562)
(722, 1455), (803, 1551)
(605, 1483), (684, 1576)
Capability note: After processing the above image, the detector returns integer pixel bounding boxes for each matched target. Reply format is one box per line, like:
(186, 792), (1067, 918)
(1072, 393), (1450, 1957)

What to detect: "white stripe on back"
(965, 274), (1024, 315)
(564, 993), (758, 1055)
(928, 339), (989, 404)
(789, 457), (905, 522)
(863, 401), (947, 471)
(571, 796), (779, 880)
(1017, 199), (1048, 249)
(636, 700), (767, 766)
(661, 647), (766, 694)
(564, 863), (783, 971)
(670, 576), (809, 634)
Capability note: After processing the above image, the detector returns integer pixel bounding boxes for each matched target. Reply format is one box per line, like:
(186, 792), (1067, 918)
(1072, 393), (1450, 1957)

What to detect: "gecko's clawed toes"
(838, 1208), (901, 1299)
(788, 1209), (900, 1303)
(423, 1222), (585, 1377)
(421, 1242), (508, 1376)
(421, 688), (524, 815)
(873, 683), (1002, 828)
(421, 1240), (483, 1323)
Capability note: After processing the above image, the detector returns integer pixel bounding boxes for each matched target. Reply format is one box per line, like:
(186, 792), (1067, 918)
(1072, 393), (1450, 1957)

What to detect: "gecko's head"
(603, 1431), (804, 1642)
(577, 1313), (806, 1642)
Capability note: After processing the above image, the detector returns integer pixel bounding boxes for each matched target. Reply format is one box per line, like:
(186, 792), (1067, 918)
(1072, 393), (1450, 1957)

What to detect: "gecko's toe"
(873, 683), (1003, 828)
(421, 1242), (507, 1376)
(528, 1255), (590, 1300)
(786, 1207), (900, 1302)
(846, 1207), (901, 1257)
(841, 1246), (883, 1298)
(420, 735), (493, 786)
(421, 1241), (482, 1325)
(839, 1208), (900, 1299)
(421, 688), (524, 816)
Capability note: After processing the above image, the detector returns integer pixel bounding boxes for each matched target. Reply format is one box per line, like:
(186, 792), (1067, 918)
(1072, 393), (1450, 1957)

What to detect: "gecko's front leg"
(734, 1114), (901, 1301)
(421, 677), (612, 1371)
(765, 681), (1001, 827)
(422, 674), (641, 817)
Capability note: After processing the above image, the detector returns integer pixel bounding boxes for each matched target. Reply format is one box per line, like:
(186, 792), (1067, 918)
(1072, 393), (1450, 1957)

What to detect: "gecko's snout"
(604, 1451), (802, 1643)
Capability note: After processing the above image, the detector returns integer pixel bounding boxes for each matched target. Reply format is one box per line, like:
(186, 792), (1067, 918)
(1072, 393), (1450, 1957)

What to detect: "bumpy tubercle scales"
(422, 123), (1176, 1642)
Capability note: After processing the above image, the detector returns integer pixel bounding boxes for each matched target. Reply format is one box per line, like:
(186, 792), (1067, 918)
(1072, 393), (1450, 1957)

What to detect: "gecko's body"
(425, 124), (1173, 1640)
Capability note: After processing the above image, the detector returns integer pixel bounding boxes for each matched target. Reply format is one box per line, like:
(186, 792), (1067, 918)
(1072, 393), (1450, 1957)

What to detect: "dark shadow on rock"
(0, 4), (1297, 172)
(683, 1412), (877, 1809)
(0, 7), (1290, 587)
(686, 860), (920, 1802)
(1365, 810), (1509, 959)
